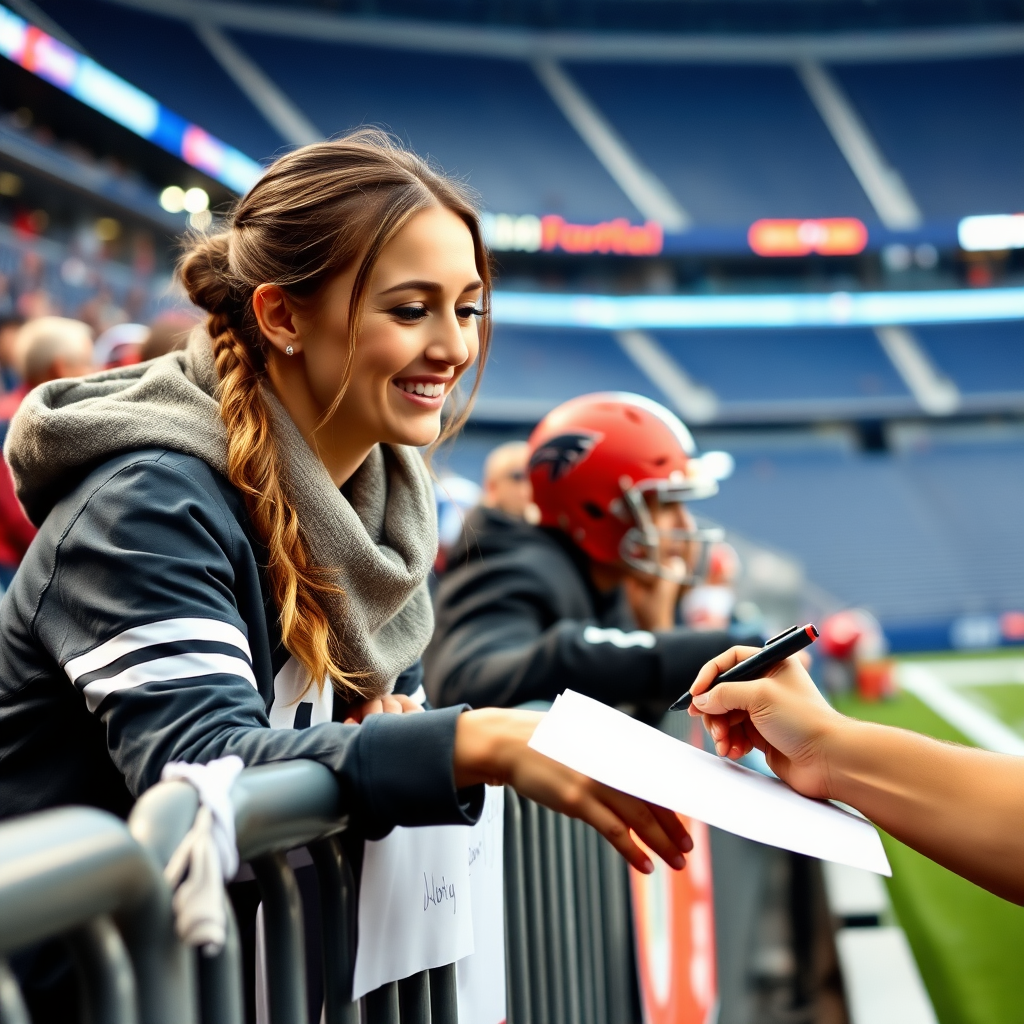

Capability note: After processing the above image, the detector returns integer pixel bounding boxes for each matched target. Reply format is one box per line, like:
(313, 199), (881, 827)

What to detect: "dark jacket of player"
(424, 505), (749, 710)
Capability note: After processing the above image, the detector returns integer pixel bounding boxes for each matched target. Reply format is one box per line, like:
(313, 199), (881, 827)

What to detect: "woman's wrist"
(453, 708), (541, 789)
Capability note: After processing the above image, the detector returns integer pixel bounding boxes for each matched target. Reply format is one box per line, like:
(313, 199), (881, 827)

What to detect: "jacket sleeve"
(425, 563), (747, 710)
(33, 456), (481, 839)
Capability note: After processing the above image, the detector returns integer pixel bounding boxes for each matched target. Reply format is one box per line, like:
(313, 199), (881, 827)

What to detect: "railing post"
(597, 836), (633, 1024)
(251, 853), (308, 1024)
(570, 820), (596, 1024)
(398, 971), (431, 1024)
(364, 981), (400, 1024)
(309, 836), (359, 1024)
(502, 789), (532, 1024)
(428, 963), (459, 1024)
(66, 915), (138, 1024)
(0, 959), (30, 1024)
(557, 814), (583, 1024)
(521, 800), (552, 1024)
(583, 826), (609, 1024)
(196, 894), (245, 1024)
(126, 780), (202, 1024)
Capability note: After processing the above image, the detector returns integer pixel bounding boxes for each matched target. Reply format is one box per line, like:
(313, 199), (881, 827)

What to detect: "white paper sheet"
(529, 690), (890, 876)
(457, 786), (507, 1024)
(353, 822), (475, 1000)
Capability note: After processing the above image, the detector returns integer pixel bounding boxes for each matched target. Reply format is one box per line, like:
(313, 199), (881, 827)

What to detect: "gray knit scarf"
(5, 328), (437, 697)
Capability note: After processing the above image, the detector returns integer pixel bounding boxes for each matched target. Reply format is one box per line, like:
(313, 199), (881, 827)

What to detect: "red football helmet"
(527, 392), (723, 583)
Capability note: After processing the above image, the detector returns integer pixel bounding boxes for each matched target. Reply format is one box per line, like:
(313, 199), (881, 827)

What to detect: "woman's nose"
(427, 315), (473, 367)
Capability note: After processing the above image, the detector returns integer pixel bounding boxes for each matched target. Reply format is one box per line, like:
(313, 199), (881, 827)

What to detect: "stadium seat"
(225, 32), (640, 221)
(833, 57), (1024, 219)
(566, 63), (875, 224)
(32, 0), (288, 161)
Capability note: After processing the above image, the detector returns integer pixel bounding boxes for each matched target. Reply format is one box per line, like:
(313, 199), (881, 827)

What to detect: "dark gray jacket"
(0, 448), (481, 834)
(425, 506), (748, 710)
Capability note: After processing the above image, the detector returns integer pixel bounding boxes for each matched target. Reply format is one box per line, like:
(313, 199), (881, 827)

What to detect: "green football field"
(834, 649), (1024, 1024)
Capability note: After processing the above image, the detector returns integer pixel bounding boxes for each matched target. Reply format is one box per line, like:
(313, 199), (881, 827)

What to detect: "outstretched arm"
(687, 647), (1024, 904)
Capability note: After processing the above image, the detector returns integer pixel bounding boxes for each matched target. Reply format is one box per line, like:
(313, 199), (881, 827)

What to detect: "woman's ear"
(253, 284), (302, 356)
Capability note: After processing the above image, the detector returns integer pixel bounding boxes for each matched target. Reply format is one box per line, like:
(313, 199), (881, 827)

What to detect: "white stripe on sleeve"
(81, 652), (259, 713)
(582, 625), (656, 649)
(65, 617), (252, 683)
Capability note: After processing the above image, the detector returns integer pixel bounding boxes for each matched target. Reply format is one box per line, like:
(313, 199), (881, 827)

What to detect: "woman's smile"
(392, 374), (451, 406)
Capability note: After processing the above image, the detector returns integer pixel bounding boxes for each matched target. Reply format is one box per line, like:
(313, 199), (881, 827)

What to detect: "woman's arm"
(454, 707), (691, 875)
(343, 689), (692, 873)
(687, 647), (1024, 904)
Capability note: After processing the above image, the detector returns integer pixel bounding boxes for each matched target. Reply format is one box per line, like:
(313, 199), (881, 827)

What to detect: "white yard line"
(907, 657), (1024, 688)
(898, 663), (1024, 756)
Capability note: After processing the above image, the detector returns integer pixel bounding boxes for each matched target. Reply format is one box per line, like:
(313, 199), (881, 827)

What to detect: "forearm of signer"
(824, 718), (1024, 903)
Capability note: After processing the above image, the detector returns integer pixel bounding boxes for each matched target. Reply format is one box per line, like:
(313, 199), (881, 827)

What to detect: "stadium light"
(183, 187), (209, 214)
(491, 287), (1024, 329)
(159, 186), (185, 213)
(0, 4), (261, 194)
(958, 215), (1024, 252)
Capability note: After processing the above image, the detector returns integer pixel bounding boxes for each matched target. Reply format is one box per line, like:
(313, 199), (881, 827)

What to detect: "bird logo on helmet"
(527, 393), (724, 584)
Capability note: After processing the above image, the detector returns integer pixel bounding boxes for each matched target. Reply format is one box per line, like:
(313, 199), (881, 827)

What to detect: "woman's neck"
(267, 368), (373, 487)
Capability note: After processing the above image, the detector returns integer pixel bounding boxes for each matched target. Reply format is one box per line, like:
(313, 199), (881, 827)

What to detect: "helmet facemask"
(618, 477), (724, 585)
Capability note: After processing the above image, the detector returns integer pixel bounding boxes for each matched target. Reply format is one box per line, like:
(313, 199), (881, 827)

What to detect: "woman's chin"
(387, 415), (442, 449)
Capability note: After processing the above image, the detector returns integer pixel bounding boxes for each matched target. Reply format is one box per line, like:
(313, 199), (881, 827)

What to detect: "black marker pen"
(669, 623), (819, 711)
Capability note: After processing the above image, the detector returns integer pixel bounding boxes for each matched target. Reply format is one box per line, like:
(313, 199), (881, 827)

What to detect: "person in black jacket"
(426, 392), (757, 711)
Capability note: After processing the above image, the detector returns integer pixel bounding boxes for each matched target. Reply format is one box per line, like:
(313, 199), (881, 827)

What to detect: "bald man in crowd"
(0, 317), (93, 585)
(481, 440), (533, 520)
(21, 317), (94, 388)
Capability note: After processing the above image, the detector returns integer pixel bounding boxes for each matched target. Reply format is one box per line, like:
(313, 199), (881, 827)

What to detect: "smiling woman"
(0, 129), (690, 1018)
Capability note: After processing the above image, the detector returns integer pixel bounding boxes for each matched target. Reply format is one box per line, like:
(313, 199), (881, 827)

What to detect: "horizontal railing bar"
(232, 761), (347, 862)
(0, 808), (157, 955)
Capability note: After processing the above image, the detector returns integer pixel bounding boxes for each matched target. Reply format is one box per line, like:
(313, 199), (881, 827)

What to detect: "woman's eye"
(392, 305), (429, 321)
(457, 305), (485, 320)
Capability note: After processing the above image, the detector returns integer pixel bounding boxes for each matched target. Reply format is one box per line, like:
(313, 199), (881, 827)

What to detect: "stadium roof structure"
(15, 0), (1019, 254)
(79, 0), (1024, 38)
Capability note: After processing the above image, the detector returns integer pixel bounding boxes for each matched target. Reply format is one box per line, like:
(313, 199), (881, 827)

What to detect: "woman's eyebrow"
(379, 278), (483, 296)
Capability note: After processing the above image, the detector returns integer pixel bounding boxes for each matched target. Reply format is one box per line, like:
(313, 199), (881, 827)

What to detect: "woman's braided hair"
(178, 130), (491, 699)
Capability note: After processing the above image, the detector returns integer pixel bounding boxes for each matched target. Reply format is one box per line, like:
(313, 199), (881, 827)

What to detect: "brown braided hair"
(178, 130), (491, 699)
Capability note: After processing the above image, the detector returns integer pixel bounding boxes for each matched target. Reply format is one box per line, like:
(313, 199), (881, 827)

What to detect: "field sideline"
(835, 650), (1024, 1024)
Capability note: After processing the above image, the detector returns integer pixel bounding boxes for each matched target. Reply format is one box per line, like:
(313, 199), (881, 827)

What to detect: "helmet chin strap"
(619, 482), (724, 585)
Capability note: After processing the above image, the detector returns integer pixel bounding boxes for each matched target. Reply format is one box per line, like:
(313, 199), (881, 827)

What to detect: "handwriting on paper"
(424, 873), (457, 914)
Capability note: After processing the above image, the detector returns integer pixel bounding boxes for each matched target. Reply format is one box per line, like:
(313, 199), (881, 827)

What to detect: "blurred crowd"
(0, 309), (195, 586)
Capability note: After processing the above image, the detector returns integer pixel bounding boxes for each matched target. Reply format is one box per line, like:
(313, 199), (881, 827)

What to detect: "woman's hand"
(686, 645), (846, 800)
(453, 708), (692, 874)
(344, 692), (424, 724)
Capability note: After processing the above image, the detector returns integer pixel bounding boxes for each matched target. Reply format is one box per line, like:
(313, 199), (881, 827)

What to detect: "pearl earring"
(285, 345), (294, 356)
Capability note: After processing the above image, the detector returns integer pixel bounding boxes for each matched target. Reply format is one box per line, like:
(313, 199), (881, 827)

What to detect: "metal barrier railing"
(128, 759), (461, 1024)
(0, 763), (637, 1024)
(503, 789), (635, 1024)
(0, 805), (186, 1024)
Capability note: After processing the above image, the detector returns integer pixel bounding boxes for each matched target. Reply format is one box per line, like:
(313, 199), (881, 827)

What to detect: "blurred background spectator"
(0, 315), (93, 586)
(480, 440), (536, 521)
(682, 541), (741, 631)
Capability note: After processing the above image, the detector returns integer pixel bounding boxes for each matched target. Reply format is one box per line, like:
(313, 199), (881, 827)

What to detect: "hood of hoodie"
(4, 327), (439, 697)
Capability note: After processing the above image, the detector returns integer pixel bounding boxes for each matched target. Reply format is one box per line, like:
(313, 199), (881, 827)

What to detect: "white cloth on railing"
(161, 754), (245, 955)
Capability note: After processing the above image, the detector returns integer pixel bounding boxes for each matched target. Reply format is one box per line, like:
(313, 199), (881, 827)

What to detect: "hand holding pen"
(670, 623), (819, 711)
